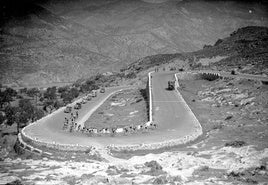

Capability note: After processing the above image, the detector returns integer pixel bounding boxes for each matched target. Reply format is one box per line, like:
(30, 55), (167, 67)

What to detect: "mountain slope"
(192, 26), (268, 74)
(0, 0), (267, 86)
(123, 26), (268, 76)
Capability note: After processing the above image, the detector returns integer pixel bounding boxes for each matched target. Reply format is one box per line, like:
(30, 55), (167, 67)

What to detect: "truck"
(167, 81), (175, 90)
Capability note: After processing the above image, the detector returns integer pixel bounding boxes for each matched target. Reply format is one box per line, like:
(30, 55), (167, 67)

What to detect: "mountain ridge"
(123, 26), (268, 76)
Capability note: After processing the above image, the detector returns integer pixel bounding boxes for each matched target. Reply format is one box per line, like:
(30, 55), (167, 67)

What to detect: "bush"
(153, 175), (168, 184)
(125, 72), (137, 79)
(58, 86), (69, 93)
(203, 44), (212, 49)
(231, 70), (236, 75)
(44, 87), (57, 100)
(144, 160), (166, 176)
(212, 124), (223, 130)
(26, 88), (39, 98)
(199, 165), (209, 171)
(214, 39), (223, 46)
(145, 160), (163, 170)
(225, 115), (233, 120)
(6, 180), (23, 185)
(225, 141), (246, 148)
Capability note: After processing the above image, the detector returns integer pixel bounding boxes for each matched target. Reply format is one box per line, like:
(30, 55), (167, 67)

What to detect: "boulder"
(82, 175), (109, 185)
(240, 97), (255, 106)
(0, 176), (21, 185)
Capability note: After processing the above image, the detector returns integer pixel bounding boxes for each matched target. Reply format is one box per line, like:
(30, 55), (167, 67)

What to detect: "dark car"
(100, 87), (105, 93)
(74, 102), (82, 109)
(231, 70), (237, 75)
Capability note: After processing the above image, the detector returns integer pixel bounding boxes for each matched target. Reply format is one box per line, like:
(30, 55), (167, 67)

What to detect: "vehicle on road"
(74, 102), (82, 109)
(231, 70), (237, 75)
(167, 80), (175, 90)
(87, 90), (97, 97)
(100, 87), (105, 93)
(64, 106), (72, 113)
(81, 99), (87, 104)
(92, 90), (97, 97)
(86, 95), (92, 101)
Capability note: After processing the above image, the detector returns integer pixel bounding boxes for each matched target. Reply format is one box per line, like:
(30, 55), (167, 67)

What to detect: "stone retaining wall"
(176, 71), (221, 81)
(21, 132), (91, 152)
(20, 93), (95, 152)
(16, 133), (52, 156)
(201, 72), (221, 81)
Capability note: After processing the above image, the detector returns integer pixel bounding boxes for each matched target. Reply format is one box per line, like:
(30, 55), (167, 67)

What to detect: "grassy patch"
(84, 88), (148, 129)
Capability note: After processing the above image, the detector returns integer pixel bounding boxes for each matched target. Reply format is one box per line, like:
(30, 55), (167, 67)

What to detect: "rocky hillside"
(123, 26), (268, 76)
(0, 0), (267, 86)
(192, 26), (268, 75)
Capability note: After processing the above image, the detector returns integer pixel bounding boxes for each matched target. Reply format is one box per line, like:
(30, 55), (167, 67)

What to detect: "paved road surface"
(23, 71), (200, 148)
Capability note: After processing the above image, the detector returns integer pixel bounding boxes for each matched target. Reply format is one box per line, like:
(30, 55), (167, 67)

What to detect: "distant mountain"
(0, 0), (267, 86)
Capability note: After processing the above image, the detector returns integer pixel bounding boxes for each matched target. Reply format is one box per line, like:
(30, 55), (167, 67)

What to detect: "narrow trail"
(93, 145), (126, 164)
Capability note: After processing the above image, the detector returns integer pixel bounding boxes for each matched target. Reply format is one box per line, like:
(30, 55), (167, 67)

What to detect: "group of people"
(72, 122), (157, 137)
(154, 67), (165, 72)
(155, 66), (178, 72)
(62, 104), (158, 136)
(61, 89), (158, 136)
(62, 111), (79, 132)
